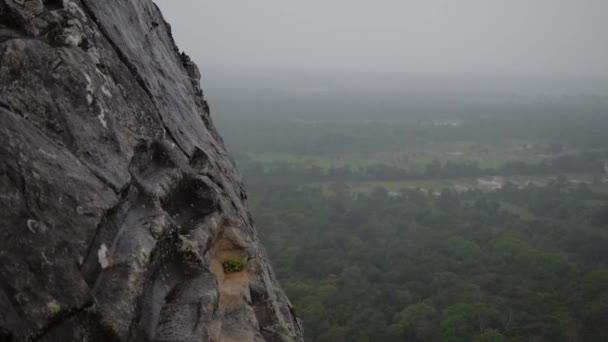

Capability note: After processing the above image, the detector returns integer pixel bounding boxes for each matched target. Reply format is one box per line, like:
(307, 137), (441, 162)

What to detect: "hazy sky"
(154, 0), (608, 77)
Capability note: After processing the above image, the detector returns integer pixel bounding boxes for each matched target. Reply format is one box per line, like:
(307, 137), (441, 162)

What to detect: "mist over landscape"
(154, 1), (608, 341)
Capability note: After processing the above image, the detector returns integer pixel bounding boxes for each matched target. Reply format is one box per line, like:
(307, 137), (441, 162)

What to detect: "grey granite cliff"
(0, 0), (303, 341)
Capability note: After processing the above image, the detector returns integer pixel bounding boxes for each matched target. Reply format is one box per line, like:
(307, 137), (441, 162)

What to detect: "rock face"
(0, 0), (303, 341)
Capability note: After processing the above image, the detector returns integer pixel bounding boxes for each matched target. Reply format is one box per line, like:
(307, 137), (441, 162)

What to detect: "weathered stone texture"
(0, 1), (303, 341)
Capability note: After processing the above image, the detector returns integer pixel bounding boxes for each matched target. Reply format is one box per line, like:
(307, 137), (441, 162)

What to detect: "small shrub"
(222, 258), (246, 273)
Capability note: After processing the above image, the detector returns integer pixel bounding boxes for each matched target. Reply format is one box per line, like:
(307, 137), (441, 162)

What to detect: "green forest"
(249, 180), (608, 341)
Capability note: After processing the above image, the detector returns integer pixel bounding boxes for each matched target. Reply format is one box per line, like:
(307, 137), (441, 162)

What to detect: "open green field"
(301, 174), (602, 196)
(247, 152), (377, 171)
(246, 139), (556, 172)
(593, 183), (608, 195)
(499, 201), (535, 220)
(243, 140), (605, 180)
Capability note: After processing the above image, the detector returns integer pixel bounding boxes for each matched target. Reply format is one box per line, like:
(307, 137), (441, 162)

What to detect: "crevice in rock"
(161, 176), (219, 231)
(204, 172), (246, 222)
(80, 162), (122, 194)
(15, 167), (35, 223)
(189, 147), (211, 174)
(43, 0), (64, 11)
(0, 3), (29, 38)
(130, 141), (177, 179)
(0, 273), (29, 338)
(0, 100), (11, 112)
(0, 29), (27, 43)
(26, 300), (95, 342)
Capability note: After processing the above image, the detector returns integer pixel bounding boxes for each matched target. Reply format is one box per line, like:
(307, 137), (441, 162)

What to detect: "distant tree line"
(237, 151), (607, 184)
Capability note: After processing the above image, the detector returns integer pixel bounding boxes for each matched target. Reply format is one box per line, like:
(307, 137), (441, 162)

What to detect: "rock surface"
(0, 0), (303, 341)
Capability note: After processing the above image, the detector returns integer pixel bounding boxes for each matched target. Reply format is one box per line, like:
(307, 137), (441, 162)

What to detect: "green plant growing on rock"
(222, 258), (247, 273)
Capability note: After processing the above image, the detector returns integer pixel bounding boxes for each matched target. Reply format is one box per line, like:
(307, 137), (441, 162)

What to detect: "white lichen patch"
(88, 47), (101, 65)
(46, 300), (61, 315)
(147, 215), (169, 238)
(41, 252), (53, 266)
(63, 20), (84, 47)
(84, 73), (110, 129)
(64, 32), (81, 47)
(98, 106), (108, 129)
(98, 243), (110, 269)
(101, 85), (112, 98)
(178, 234), (199, 255)
(137, 248), (150, 266)
(85, 75), (93, 90)
(26, 219), (39, 233)
(37, 147), (57, 159)
(84, 73), (94, 105)
(64, 1), (87, 21)
(26, 218), (47, 233)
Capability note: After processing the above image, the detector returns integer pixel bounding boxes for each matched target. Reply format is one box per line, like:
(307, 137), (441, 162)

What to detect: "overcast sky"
(154, 0), (608, 78)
